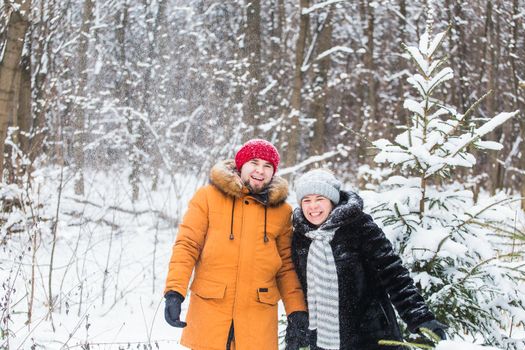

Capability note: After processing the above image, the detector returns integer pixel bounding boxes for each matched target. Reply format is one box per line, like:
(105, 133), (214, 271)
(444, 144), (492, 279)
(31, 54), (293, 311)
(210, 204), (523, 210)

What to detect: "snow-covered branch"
(302, 0), (344, 15)
(315, 45), (353, 61)
(279, 149), (342, 176)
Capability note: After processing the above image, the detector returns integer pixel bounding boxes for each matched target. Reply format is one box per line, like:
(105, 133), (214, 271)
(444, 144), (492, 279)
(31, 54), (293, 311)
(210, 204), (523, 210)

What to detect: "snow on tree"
(359, 24), (525, 349)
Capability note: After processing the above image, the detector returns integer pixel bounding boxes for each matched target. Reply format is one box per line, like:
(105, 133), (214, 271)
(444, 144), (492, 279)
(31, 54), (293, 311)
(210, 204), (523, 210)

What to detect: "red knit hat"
(235, 139), (280, 173)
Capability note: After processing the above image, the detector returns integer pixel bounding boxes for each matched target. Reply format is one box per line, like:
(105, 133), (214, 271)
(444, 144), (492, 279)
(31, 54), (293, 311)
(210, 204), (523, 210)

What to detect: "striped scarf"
(305, 228), (340, 350)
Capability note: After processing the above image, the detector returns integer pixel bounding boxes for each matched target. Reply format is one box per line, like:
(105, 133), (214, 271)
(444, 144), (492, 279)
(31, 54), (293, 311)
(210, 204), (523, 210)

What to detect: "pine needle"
(378, 339), (434, 349)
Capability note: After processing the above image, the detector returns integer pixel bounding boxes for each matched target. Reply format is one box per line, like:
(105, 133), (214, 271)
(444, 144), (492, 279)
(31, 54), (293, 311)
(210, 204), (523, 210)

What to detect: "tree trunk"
(310, 10), (332, 156)
(395, 0), (408, 130)
(17, 53), (31, 158)
(123, 5), (138, 200)
(484, 1), (497, 194)
(455, 3), (469, 113)
(493, 1), (506, 191)
(150, 0), (167, 191)
(509, 0), (525, 209)
(285, 0), (309, 167)
(482, 1), (505, 194)
(275, 0), (285, 67)
(267, 0), (286, 142)
(365, 0), (377, 124)
(0, 3), (30, 180)
(73, 0), (94, 195)
(130, 0), (167, 200)
(5, 59), (22, 184)
(444, 0), (459, 109)
(115, 1), (138, 200)
(356, 0), (376, 164)
(30, 0), (53, 165)
(7, 52), (32, 184)
(244, 0), (262, 138)
(446, 0), (469, 112)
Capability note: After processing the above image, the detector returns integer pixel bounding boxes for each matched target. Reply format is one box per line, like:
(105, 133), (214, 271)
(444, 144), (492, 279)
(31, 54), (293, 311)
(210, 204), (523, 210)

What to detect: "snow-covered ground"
(2, 167), (197, 349)
(1, 167), (521, 349)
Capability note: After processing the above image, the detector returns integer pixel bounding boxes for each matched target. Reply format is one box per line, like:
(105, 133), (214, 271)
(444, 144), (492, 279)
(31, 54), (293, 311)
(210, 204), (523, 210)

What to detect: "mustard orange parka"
(165, 160), (307, 350)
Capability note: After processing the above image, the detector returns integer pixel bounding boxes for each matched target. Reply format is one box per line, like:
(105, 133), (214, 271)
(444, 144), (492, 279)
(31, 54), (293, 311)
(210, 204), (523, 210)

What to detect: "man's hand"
(285, 311), (309, 350)
(164, 291), (187, 328)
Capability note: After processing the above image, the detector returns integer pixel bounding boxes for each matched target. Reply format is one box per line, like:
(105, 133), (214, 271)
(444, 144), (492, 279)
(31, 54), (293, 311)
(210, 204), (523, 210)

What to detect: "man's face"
(240, 158), (274, 193)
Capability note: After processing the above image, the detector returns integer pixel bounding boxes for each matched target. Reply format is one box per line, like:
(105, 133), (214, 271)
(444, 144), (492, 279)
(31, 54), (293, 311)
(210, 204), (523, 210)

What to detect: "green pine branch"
(378, 328), (443, 349)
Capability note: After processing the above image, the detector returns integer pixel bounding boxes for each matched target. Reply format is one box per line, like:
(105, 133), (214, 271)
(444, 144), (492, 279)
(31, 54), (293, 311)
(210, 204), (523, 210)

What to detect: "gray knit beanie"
(295, 169), (341, 205)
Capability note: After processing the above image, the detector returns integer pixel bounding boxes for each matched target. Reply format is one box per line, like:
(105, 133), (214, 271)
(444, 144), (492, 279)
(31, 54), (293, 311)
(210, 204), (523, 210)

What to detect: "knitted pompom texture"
(234, 139), (280, 172)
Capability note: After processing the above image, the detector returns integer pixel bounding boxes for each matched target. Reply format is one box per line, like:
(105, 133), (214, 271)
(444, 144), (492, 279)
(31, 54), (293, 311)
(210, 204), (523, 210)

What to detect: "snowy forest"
(1, 0), (524, 349)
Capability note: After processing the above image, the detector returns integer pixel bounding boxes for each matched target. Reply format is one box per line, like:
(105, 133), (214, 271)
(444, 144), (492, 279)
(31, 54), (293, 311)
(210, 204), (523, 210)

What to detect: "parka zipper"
(228, 196), (270, 348)
(230, 197), (245, 348)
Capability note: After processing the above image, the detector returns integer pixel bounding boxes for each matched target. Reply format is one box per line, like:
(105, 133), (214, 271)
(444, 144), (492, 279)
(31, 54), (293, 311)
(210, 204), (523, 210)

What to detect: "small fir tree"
(360, 24), (525, 350)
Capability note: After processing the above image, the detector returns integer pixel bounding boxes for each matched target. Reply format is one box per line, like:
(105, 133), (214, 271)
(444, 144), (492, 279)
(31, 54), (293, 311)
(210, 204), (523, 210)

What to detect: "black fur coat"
(292, 190), (436, 350)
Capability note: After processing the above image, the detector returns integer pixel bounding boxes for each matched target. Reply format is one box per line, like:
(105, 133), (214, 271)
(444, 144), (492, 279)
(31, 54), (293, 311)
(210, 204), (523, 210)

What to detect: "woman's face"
(301, 194), (334, 226)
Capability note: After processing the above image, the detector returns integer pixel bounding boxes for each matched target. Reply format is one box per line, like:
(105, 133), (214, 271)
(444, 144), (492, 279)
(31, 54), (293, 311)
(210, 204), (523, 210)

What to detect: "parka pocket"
(256, 286), (281, 305)
(190, 278), (227, 299)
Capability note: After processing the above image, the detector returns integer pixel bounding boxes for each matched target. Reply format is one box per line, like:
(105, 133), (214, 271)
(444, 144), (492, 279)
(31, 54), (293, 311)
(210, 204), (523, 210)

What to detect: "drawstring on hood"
(230, 198), (235, 240)
(229, 196), (269, 243)
(210, 160), (289, 244)
(264, 206), (269, 243)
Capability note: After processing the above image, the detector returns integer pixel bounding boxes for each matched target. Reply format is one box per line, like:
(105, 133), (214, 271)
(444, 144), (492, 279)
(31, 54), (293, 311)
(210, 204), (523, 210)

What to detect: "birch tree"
(0, 0), (30, 180)
(310, 9), (332, 156)
(243, 0), (262, 137)
(73, 0), (94, 195)
(285, 0), (309, 167)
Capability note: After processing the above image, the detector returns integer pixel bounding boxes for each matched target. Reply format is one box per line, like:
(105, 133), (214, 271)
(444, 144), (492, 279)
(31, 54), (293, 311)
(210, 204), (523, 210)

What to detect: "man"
(164, 139), (308, 350)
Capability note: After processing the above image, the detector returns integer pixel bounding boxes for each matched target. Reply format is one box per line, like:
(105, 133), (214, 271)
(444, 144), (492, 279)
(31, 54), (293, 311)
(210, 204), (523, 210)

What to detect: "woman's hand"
(285, 311), (309, 350)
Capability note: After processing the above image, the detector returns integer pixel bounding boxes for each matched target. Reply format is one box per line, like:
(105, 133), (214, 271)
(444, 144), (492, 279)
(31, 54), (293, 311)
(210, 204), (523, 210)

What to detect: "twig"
(64, 196), (178, 226)
(339, 122), (375, 146)
(148, 297), (163, 344)
(59, 338), (181, 349)
(47, 156), (65, 331)
(278, 150), (341, 176)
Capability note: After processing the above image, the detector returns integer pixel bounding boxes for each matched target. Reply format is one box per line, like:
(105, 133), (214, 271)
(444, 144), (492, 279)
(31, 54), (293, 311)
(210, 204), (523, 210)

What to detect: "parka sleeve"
(358, 214), (435, 331)
(164, 186), (209, 297)
(275, 209), (307, 315)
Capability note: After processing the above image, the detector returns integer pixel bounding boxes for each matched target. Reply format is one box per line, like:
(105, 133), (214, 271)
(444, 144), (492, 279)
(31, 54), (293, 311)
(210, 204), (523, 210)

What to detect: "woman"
(287, 169), (447, 350)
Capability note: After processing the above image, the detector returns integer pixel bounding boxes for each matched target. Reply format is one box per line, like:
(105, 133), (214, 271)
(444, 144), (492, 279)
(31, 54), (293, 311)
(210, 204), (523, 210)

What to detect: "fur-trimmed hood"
(293, 190), (364, 234)
(209, 159), (289, 207)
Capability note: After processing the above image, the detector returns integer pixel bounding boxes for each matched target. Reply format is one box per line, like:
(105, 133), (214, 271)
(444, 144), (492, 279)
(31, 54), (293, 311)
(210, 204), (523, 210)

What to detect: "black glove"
(285, 311), (309, 350)
(164, 291), (187, 328)
(416, 319), (448, 340)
